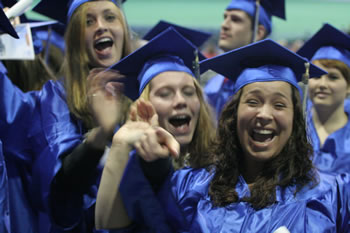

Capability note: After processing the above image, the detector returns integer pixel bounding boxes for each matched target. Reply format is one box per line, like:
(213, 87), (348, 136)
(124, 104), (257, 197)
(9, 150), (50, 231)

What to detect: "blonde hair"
(63, 1), (133, 129)
(140, 76), (216, 169)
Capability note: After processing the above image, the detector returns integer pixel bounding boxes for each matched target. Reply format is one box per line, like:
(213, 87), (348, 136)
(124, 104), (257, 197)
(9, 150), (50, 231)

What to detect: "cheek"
(277, 112), (293, 136)
(189, 97), (200, 115)
(151, 100), (171, 126)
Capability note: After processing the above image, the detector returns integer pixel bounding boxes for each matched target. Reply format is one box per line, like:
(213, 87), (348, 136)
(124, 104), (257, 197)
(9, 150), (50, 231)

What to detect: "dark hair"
(208, 84), (317, 209)
(314, 59), (350, 85)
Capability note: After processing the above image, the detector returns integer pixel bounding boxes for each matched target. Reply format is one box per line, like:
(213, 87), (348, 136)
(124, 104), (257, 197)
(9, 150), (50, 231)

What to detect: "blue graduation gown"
(204, 74), (235, 119)
(0, 66), (105, 232)
(307, 99), (350, 174)
(117, 151), (174, 233)
(0, 140), (11, 233)
(158, 167), (350, 233)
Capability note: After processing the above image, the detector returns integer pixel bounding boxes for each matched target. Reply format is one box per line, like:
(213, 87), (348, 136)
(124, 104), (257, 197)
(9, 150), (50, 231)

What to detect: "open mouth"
(169, 115), (191, 128)
(250, 129), (275, 143)
(94, 37), (114, 51)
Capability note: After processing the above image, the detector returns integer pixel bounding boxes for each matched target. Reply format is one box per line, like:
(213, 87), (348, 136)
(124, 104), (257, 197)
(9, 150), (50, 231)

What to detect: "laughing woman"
(0, 0), (132, 231)
(297, 23), (350, 174)
(95, 27), (216, 231)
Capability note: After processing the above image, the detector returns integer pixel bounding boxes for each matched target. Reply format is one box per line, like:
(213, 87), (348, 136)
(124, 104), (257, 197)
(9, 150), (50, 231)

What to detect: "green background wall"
(27, 0), (350, 40)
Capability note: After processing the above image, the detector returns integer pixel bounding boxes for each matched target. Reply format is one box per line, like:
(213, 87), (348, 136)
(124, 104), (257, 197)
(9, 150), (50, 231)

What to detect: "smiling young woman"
(298, 23), (350, 174)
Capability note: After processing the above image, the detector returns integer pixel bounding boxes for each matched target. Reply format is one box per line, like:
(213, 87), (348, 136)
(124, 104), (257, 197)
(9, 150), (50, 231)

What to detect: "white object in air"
(273, 226), (291, 233)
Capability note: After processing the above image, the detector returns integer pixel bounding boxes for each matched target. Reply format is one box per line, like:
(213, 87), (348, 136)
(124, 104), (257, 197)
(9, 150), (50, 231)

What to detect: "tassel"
(193, 49), (200, 81)
(302, 62), (310, 118)
(252, 0), (261, 43)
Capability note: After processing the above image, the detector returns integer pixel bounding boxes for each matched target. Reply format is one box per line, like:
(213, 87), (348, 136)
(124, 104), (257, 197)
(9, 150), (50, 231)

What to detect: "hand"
(87, 68), (126, 140)
(129, 99), (158, 127)
(134, 126), (179, 161)
(3, 7), (21, 26)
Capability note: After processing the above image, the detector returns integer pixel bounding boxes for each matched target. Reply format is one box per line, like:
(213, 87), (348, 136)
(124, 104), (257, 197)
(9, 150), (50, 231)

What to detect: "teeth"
(172, 115), (188, 120)
(95, 37), (112, 44)
(253, 129), (273, 134)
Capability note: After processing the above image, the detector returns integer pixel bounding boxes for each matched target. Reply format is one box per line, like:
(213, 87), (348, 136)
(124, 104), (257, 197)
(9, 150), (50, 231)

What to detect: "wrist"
(84, 127), (109, 150)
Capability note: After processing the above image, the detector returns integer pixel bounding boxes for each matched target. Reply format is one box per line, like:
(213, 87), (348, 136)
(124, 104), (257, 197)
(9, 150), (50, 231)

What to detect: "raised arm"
(95, 99), (179, 230)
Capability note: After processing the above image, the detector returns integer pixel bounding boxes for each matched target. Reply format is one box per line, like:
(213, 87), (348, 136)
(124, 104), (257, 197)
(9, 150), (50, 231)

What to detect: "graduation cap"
(200, 39), (327, 96)
(226, 0), (286, 37)
(33, 0), (126, 25)
(143, 20), (211, 48)
(109, 27), (206, 101)
(0, 6), (18, 38)
(297, 23), (350, 69)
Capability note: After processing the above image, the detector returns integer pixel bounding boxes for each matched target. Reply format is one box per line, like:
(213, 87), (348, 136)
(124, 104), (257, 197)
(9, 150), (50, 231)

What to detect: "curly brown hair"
(208, 84), (318, 209)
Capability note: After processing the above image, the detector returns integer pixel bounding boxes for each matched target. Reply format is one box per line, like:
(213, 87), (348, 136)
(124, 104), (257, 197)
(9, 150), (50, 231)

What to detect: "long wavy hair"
(208, 84), (318, 209)
(63, 0), (133, 129)
(140, 76), (216, 169)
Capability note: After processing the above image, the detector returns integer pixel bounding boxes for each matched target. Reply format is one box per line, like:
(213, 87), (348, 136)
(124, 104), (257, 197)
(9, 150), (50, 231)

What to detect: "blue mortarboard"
(226, 0), (286, 35)
(32, 0), (69, 24)
(200, 39), (327, 96)
(0, 6), (18, 38)
(297, 23), (350, 69)
(143, 20), (211, 48)
(110, 27), (206, 101)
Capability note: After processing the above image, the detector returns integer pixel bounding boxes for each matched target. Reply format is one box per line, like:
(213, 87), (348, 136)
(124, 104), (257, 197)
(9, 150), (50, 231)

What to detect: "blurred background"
(26, 0), (350, 53)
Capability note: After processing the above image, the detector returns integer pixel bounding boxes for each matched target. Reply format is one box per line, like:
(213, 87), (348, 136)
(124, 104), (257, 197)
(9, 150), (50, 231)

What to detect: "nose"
(221, 17), (229, 31)
(256, 104), (273, 126)
(96, 18), (107, 34)
(318, 75), (328, 88)
(173, 92), (187, 109)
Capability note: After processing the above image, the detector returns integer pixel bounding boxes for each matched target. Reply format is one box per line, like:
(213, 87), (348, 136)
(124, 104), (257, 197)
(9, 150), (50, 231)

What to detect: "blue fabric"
(312, 46), (350, 69)
(0, 68), (107, 232)
(118, 151), (174, 233)
(67, 0), (119, 22)
(0, 140), (11, 233)
(138, 55), (195, 95)
(306, 99), (350, 175)
(204, 74), (235, 119)
(157, 167), (350, 232)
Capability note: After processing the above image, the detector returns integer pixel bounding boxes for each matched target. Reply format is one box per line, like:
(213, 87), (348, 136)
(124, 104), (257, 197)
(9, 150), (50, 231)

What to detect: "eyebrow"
(245, 89), (290, 100)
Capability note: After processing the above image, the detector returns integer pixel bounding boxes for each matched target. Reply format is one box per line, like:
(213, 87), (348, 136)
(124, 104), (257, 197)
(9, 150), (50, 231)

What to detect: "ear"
(256, 25), (268, 41)
(346, 83), (350, 97)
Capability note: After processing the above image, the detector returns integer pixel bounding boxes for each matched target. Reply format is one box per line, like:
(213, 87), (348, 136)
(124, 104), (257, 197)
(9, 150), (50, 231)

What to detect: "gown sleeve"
(117, 151), (174, 232)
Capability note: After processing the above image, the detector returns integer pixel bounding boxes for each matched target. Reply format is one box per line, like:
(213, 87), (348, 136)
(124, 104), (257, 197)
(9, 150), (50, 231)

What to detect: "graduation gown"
(0, 66), (103, 232)
(307, 99), (350, 174)
(0, 140), (10, 233)
(158, 167), (350, 233)
(204, 74), (235, 119)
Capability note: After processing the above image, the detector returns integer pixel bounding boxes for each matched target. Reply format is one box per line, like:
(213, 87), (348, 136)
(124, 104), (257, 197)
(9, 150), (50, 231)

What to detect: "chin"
(175, 135), (193, 148)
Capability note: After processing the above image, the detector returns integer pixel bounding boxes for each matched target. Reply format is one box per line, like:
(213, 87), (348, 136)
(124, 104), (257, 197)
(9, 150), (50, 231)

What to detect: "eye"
(274, 102), (286, 109)
(86, 17), (94, 26)
(105, 14), (116, 22)
(183, 87), (196, 97)
(246, 99), (259, 106)
(230, 15), (242, 23)
(327, 73), (340, 81)
(157, 88), (173, 98)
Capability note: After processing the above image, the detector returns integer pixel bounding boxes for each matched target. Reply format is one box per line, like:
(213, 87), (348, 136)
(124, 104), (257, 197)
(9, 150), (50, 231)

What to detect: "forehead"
(150, 71), (195, 88)
(224, 9), (251, 19)
(242, 81), (293, 98)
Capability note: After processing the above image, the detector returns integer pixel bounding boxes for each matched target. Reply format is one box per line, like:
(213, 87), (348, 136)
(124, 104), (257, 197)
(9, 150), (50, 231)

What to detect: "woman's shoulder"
(170, 166), (215, 196)
(297, 171), (350, 201)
